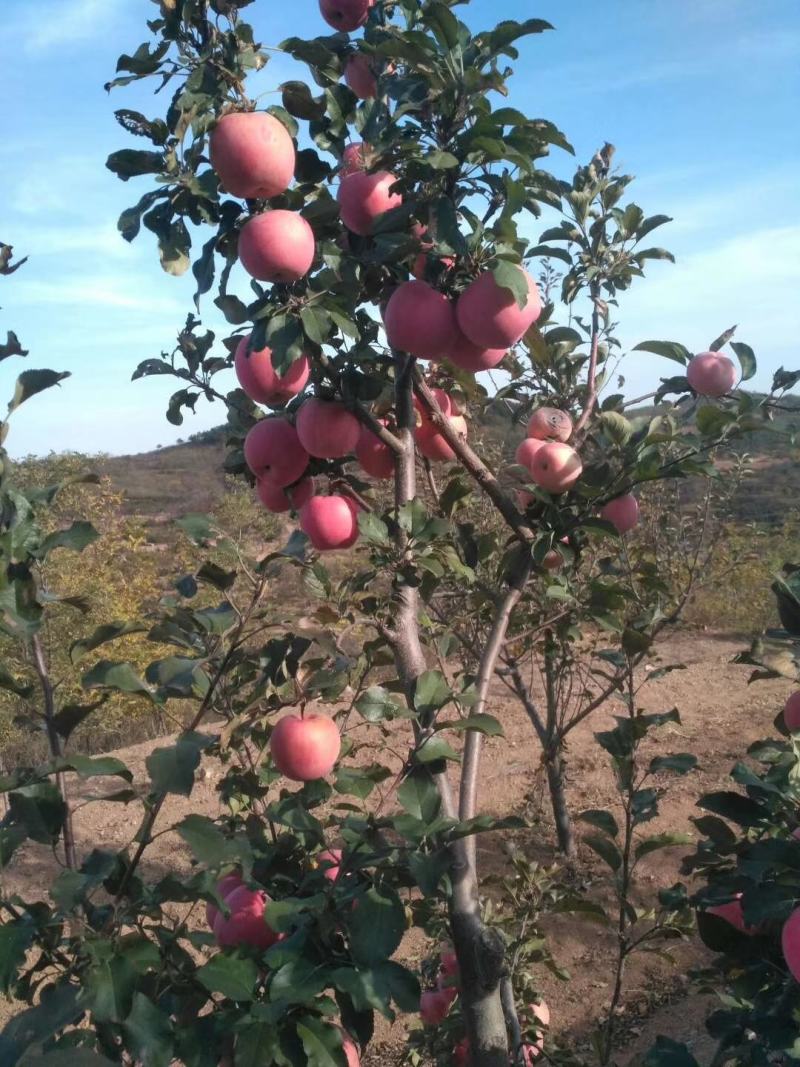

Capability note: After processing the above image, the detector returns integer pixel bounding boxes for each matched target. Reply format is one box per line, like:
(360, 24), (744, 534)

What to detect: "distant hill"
(97, 392), (799, 531)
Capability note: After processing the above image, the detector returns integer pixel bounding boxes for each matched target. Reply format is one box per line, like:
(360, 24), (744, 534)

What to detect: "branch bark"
(31, 634), (77, 870)
(572, 283), (601, 442)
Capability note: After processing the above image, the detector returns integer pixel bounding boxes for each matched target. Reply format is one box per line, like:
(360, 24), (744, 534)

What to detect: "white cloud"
(11, 275), (185, 314)
(20, 0), (126, 51)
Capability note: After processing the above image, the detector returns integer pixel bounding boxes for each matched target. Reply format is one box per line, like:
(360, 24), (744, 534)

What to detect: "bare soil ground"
(1, 632), (786, 1065)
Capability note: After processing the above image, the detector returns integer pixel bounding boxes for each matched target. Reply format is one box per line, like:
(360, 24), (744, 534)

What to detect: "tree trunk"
(544, 744), (576, 858)
(390, 355), (509, 1067)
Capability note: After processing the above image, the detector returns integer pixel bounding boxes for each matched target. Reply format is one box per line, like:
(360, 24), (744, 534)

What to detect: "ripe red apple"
(213, 886), (279, 950)
(344, 54), (377, 98)
(210, 111), (295, 200)
(341, 142), (370, 176)
(600, 494), (640, 535)
(446, 325), (506, 372)
(515, 437), (546, 473)
(416, 412), (467, 462)
(256, 476), (315, 514)
(384, 281), (457, 360)
(317, 848), (342, 882)
(235, 335), (310, 406)
(296, 398), (361, 458)
(686, 351), (737, 397)
(543, 549), (564, 571)
(270, 713), (342, 780)
(300, 494), (360, 551)
(419, 989), (451, 1026)
(783, 907), (800, 981)
(527, 407), (573, 442)
(520, 1001), (549, 1064)
(414, 388), (452, 418)
(453, 1038), (469, 1067)
(356, 423), (395, 479)
(244, 419), (309, 487)
(530, 442), (582, 494)
(707, 895), (757, 936)
(340, 1032), (360, 1067)
(319, 0), (370, 31)
(205, 870), (244, 929)
(337, 171), (402, 236)
(785, 692), (800, 731)
(239, 211), (315, 283)
(456, 266), (542, 349)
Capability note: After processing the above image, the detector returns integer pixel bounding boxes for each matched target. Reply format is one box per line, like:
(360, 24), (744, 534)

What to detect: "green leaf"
(70, 621), (145, 664)
(52, 699), (107, 741)
(8, 370), (70, 413)
(145, 656), (210, 699)
(146, 735), (208, 796)
(397, 768), (440, 824)
(176, 814), (244, 867)
(9, 783), (66, 844)
(730, 341), (756, 382)
(296, 1018), (350, 1067)
(348, 888), (405, 967)
(643, 1037), (699, 1066)
(39, 521), (99, 557)
(270, 958), (328, 1004)
(58, 755), (132, 782)
(83, 955), (136, 1023)
(357, 512), (390, 545)
(196, 954), (258, 1002)
(332, 961), (419, 1019)
(414, 737), (460, 764)
(123, 993), (174, 1067)
(579, 809), (619, 837)
(20, 1053), (116, 1067)
(106, 148), (164, 180)
(634, 832), (692, 861)
(491, 260), (528, 308)
(695, 405), (735, 436)
(413, 670), (451, 717)
(0, 665), (32, 699)
(175, 513), (217, 546)
(426, 150), (459, 170)
(435, 714), (503, 737)
(649, 753), (697, 775)
(583, 833), (622, 871)
(354, 687), (405, 723)
(0, 921), (34, 994)
(632, 340), (690, 366)
(82, 660), (152, 700)
(698, 791), (765, 827)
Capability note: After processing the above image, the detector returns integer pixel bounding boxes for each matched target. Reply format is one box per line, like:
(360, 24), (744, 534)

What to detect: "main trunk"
(544, 743), (576, 858)
(391, 355), (509, 1067)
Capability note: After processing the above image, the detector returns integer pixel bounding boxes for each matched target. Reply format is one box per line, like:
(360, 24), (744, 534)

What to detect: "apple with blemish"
(256, 476), (315, 514)
(337, 171), (402, 236)
(244, 419), (309, 487)
(456, 266), (542, 349)
(300, 495), (360, 551)
(210, 112), (295, 200)
(296, 398), (361, 459)
(238, 211), (315, 283)
(530, 442), (582, 494)
(687, 351), (737, 397)
(527, 406), (573, 442)
(234, 335), (309, 406)
(383, 280), (457, 361)
(270, 713), (342, 780)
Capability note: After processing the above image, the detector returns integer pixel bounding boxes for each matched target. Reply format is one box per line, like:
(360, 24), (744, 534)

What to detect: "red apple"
(319, 0), (370, 31)
(205, 870), (244, 929)
(317, 848), (343, 882)
(784, 907), (800, 981)
(235, 335), (310, 406)
(453, 1038), (469, 1067)
(244, 419), (309, 487)
(419, 989), (451, 1026)
(707, 895), (757, 936)
(456, 266), (542, 349)
(414, 388), (452, 418)
(213, 885), (279, 950)
(296, 398), (361, 459)
(239, 211), (315, 283)
(687, 351), (737, 397)
(416, 412), (467, 462)
(344, 54), (377, 99)
(600, 494), (640, 535)
(300, 495), (360, 551)
(527, 407), (573, 442)
(530, 442), (582, 494)
(515, 437), (546, 473)
(337, 171), (402, 236)
(341, 142), (370, 176)
(339, 1031), (360, 1067)
(210, 111), (295, 200)
(356, 422), (395, 479)
(256, 476), (315, 514)
(785, 692), (800, 731)
(446, 325), (506, 372)
(270, 713), (342, 780)
(384, 281), (457, 361)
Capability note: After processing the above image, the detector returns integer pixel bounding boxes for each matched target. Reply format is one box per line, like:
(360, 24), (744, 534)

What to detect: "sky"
(1, 0), (799, 458)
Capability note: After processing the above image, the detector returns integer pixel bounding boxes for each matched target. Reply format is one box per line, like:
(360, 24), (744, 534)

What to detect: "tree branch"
(572, 283), (601, 441)
(312, 349), (403, 454)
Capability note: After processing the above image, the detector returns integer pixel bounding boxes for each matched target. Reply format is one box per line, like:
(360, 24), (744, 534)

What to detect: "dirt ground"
(1, 631), (787, 1065)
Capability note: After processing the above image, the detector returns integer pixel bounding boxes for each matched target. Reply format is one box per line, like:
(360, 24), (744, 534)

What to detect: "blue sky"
(2, 0), (798, 457)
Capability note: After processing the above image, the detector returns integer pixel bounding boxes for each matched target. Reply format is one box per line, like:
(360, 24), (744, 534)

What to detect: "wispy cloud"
(18, 0), (126, 51)
(12, 276), (185, 314)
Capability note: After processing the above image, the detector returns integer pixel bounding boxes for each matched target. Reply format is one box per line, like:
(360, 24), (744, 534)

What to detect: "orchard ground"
(0, 629), (784, 1064)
